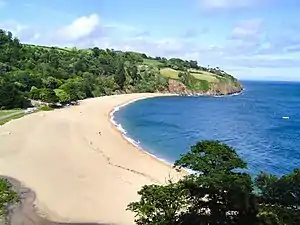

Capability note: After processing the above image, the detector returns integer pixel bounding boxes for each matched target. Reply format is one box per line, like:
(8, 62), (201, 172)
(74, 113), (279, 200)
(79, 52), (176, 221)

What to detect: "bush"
(40, 105), (53, 111)
(0, 178), (18, 216)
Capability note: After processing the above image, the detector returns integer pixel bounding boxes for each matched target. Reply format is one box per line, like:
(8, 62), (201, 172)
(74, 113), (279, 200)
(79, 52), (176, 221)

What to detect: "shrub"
(0, 178), (18, 216)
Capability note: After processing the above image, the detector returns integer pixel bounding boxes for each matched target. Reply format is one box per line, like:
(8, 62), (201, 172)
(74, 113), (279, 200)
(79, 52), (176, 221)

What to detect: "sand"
(0, 93), (185, 225)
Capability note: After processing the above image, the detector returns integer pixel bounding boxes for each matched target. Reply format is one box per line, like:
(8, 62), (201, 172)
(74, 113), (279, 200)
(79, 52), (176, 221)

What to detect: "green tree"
(54, 89), (71, 103)
(44, 76), (61, 89)
(114, 62), (126, 90)
(39, 88), (58, 103)
(59, 78), (86, 101)
(128, 141), (258, 225)
(29, 86), (41, 100)
(174, 141), (257, 225)
(0, 75), (25, 109)
(255, 169), (300, 225)
(127, 182), (188, 225)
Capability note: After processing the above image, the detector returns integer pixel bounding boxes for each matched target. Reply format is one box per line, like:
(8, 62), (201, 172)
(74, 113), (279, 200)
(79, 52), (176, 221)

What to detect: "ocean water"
(113, 81), (300, 176)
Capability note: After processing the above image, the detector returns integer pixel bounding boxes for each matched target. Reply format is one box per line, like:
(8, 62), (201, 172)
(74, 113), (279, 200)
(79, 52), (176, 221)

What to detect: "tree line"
(128, 140), (300, 225)
(0, 29), (239, 109)
(0, 29), (169, 109)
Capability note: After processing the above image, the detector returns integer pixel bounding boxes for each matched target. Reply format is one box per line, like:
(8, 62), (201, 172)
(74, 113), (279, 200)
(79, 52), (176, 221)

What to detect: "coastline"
(0, 93), (185, 225)
(109, 94), (183, 170)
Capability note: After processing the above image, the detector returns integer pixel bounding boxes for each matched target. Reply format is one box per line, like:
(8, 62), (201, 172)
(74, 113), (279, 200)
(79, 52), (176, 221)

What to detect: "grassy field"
(143, 59), (164, 67)
(0, 113), (25, 126)
(160, 68), (219, 82)
(0, 110), (22, 117)
(24, 44), (73, 53)
(0, 110), (25, 126)
(160, 68), (180, 79)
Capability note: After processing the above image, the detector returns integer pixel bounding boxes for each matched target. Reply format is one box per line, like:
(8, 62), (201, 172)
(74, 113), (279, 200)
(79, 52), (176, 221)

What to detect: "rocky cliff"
(167, 78), (243, 96)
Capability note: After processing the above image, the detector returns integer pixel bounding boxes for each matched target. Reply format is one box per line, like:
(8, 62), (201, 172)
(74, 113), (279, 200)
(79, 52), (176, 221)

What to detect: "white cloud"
(199, 0), (261, 9)
(56, 14), (100, 41)
(3, 13), (300, 81)
(231, 19), (263, 40)
(0, 21), (28, 36)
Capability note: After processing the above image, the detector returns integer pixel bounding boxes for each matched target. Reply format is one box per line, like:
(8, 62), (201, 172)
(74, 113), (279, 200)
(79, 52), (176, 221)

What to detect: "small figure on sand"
(98, 131), (102, 135)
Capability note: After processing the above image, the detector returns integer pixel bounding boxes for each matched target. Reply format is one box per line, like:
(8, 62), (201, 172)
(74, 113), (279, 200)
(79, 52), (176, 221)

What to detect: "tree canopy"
(128, 140), (300, 225)
(0, 28), (241, 109)
(0, 29), (170, 108)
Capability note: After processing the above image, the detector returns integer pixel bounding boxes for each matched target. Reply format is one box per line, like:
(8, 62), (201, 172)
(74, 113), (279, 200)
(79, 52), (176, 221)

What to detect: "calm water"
(114, 81), (300, 176)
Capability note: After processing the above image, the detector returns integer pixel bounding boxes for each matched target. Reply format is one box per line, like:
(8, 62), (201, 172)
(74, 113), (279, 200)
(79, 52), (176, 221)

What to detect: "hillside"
(0, 29), (242, 109)
(144, 58), (243, 96)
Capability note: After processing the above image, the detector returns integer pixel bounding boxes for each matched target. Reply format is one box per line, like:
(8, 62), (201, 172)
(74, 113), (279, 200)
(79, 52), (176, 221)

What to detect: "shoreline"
(107, 90), (243, 172)
(0, 93), (185, 225)
(109, 94), (182, 171)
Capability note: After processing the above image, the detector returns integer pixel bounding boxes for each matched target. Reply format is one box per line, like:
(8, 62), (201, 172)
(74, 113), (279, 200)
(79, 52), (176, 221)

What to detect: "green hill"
(0, 28), (242, 110)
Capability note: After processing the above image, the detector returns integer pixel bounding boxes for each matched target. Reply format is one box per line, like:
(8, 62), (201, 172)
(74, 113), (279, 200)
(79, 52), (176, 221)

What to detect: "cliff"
(167, 78), (243, 96)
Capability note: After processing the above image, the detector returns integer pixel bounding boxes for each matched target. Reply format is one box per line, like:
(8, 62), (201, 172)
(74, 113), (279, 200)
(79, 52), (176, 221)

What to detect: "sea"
(112, 81), (300, 176)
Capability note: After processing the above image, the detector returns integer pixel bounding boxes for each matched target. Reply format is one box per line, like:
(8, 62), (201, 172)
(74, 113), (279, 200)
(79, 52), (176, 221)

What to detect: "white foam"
(109, 97), (192, 175)
(213, 90), (244, 98)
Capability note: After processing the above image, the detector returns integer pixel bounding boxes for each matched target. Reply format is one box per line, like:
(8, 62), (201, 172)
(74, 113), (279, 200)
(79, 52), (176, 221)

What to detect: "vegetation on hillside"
(0, 29), (241, 109)
(128, 141), (300, 225)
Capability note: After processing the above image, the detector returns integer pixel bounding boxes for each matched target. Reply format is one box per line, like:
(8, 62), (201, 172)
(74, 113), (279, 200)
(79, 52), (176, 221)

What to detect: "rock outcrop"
(167, 78), (243, 96)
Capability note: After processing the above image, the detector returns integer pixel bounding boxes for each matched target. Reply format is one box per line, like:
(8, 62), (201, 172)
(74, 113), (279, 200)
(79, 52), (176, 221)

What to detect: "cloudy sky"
(1, 0), (300, 81)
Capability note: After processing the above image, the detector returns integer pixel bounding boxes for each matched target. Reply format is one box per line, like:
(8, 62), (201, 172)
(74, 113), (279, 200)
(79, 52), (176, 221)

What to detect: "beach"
(0, 93), (185, 225)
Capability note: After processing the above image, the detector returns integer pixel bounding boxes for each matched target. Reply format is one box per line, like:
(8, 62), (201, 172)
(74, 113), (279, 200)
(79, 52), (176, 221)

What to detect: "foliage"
(178, 72), (211, 92)
(0, 178), (18, 216)
(0, 29), (170, 108)
(0, 74), (26, 109)
(255, 169), (300, 224)
(127, 181), (188, 225)
(128, 140), (299, 225)
(0, 28), (240, 109)
(40, 105), (54, 111)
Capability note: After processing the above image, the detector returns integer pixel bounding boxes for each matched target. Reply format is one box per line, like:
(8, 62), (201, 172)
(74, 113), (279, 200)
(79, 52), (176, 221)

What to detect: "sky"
(1, 0), (300, 81)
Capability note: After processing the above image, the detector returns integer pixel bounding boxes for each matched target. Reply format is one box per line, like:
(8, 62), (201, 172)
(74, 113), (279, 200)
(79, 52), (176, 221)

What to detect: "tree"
(0, 28), (241, 109)
(128, 65), (139, 83)
(39, 88), (58, 103)
(59, 78), (86, 101)
(44, 76), (61, 89)
(29, 86), (41, 100)
(128, 141), (258, 225)
(54, 89), (70, 104)
(175, 141), (257, 225)
(255, 169), (300, 225)
(114, 62), (126, 90)
(127, 182), (188, 225)
(0, 75), (25, 109)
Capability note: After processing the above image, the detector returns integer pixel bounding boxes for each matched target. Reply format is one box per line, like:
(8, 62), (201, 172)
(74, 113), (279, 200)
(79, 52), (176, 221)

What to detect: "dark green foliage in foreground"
(0, 178), (18, 216)
(127, 182), (188, 225)
(255, 169), (300, 225)
(128, 141), (300, 225)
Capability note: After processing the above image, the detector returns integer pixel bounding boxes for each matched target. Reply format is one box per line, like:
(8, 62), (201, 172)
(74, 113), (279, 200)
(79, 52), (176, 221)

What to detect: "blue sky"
(1, 0), (300, 81)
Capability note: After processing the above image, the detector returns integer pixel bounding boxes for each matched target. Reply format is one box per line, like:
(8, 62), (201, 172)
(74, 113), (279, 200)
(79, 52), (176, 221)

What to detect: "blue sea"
(113, 81), (300, 176)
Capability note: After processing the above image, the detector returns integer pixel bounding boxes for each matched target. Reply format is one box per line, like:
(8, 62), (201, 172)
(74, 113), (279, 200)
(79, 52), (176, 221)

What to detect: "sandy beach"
(0, 93), (184, 225)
